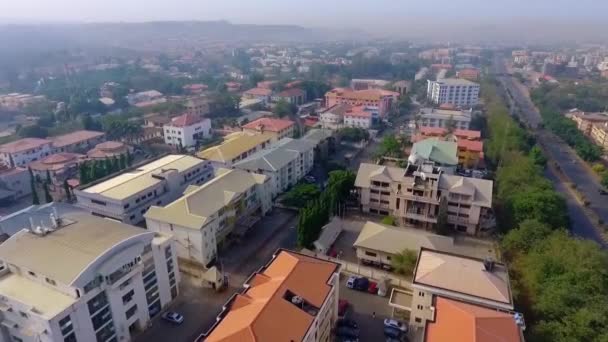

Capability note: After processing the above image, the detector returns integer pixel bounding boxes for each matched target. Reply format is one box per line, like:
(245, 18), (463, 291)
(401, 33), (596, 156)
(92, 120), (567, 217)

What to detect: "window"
(122, 290), (135, 305)
(45, 278), (56, 286)
(364, 251), (377, 257)
(415, 317), (422, 323)
(91, 199), (107, 206)
(125, 305), (137, 319)
(417, 305), (423, 310)
(123, 204), (130, 209)
(418, 291), (425, 297)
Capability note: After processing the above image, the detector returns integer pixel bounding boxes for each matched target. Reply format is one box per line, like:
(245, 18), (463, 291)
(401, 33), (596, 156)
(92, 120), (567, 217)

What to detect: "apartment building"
(145, 168), (272, 288)
(200, 249), (341, 342)
(417, 107), (473, 130)
(426, 79), (480, 107)
(0, 211), (179, 342)
(50, 130), (106, 154)
(355, 163), (494, 235)
(233, 138), (315, 198)
(163, 113), (211, 148)
(325, 88), (399, 118)
(320, 104), (351, 130)
(184, 97), (211, 117)
(0, 166), (31, 202)
(242, 87), (273, 105)
(591, 123), (608, 149)
(0, 138), (53, 168)
(74, 155), (213, 225)
(570, 111), (608, 135)
(271, 88), (306, 105)
(198, 132), (274, 169)
(29, 153), (84, 186)
(242, 117), (296, 142)
(411, 248), (523, 341)
(412, 128), (484, 169)
(344, 105), (377, 129)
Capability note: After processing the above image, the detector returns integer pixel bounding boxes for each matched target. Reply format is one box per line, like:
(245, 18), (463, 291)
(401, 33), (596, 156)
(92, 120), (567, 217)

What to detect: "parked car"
(346, 276), (358, 289)
(368, 281), (379, 294)
(598, 188), (608, 195)
(338, 299), (350, 317)
(162, 311), (184, 324)
(384, 318), (408, 332)
(336, 326), (359, 339)
(337, 318), (359, 330)
(304, 175), (316, 183)
(384, 326), (403, 339)
(346, 276), (369, 291)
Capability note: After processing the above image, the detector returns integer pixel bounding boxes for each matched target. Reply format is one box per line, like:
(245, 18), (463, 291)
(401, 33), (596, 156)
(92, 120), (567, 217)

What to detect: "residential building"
(456, 68), (480, 81)
(411, 248), (523, 340)
(0, 166), (31, 202)
(418, 107), (473, 130)
(183, 84), (208, 95)
(127, 90), (165, 107)
(325, 88), (399, 118)
(233, 138), (315, 198)
(0, 211), (180, 342)
(50, 130), (106, 153)
(591, 123), (608, 149)
(393, 80), (411, 96)
(163, 113), (211, 148)
(319, 104), (351, 130)
(353, 221), (454, 268)
(29, 153), (84, 186)
(303, 129), (336, 161)
(145, 168), (271, 288)
(242, 87), (273, 105)
(355, 163), (494, 235)
(426, 79), (480, 107)
(87, 141), (130, 160)
(242, 117), (296, 142)
(410, 138), (459, 172)
(198, 132), (274, 169)
(512, 50), (529, 65)
(424, 297), (524, 342)
(200, 249), (341, 342)
(74, 155), (213, 225)
(412, 128), (484, 169)
(143, 114), (170, 128)
(0, 138), (53, 168)
(343, 105), (378, 129)
(257, 80), (277, 89)
(184, 97), (211, 117)
(271, 88), (306, 105)
(350, 79), (391, 90)
(570, 111), (608, 135)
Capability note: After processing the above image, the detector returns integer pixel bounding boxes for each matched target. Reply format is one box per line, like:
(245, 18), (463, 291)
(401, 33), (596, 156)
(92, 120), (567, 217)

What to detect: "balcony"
(404, 211), (437, 223)
(448, 215), (471, 224)
(397, 191), (440, 204)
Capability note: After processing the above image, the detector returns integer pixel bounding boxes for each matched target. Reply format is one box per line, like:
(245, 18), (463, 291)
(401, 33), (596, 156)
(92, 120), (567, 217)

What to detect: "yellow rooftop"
(82, 154), (205, 200)
(197, 132), (274, 163)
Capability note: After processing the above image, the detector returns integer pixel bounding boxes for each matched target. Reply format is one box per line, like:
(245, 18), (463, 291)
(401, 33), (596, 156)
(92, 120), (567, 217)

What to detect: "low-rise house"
(225, 82), (242, 92)
(233, 138), (315, 198)
(355, 163), (494, 235)
(87, 141), (130, 160)
(29, 152), (84, 185)
(271, 88), (306, 105)
(412, 128), (483, 169)
(418, 107), (473, 130)
(393, 80), (411, 96)
(320, 104), (351, 130)
(343, 105), (377, 129)
(198, 132), (274, 169)
(325, 88), (399, 118)
(0, 211), (180, 342)
(410, 138), (459, 172)
(353, 221), (453, 268)
(0, 138), (53, 167)
(313, 218), (344, 255)
(242, 117), (296, 142)
(0, 166), (31, 202)
(242, 87), (273, 105)
(143, 114), (171, 128)
(570, 111), (608, 135)
(145, 168), (272, 288)
(163, 113), (211, 148)
(50, 130), (106, 153)
(591, 122), (608, 149)
(199, 249), (340, 342)
(411, 248), (523, 341)
(74, 155), (213, 225)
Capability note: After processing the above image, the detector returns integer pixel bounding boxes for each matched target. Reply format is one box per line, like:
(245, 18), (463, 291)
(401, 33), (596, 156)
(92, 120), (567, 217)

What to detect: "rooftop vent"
(483, 257), (495, 272)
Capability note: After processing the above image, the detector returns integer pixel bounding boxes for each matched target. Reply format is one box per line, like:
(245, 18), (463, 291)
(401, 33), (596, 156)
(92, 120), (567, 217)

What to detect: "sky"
(2, 0), (607, 27)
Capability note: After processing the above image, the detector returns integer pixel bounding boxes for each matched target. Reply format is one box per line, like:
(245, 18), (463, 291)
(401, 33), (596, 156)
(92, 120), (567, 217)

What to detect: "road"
(492, 55), (607, 247)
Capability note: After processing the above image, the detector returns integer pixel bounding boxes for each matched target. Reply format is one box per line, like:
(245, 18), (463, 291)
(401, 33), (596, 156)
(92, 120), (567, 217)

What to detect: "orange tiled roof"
(454, 129), (481, 140)
(205, 250), (339, 342)
(425, 297), (521, 342)
(169, 113), (204, 127)
(244, 87), (273, 97)
(242, 117), (295, 132)
(326, 88), (398, 102)
(458, 139), (483, 152)
(0, 138), (51, 154)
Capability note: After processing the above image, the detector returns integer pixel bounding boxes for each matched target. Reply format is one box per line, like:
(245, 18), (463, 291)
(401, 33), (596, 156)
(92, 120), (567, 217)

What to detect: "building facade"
(417, 108), (473, 130)
(50, 131), (106, 154)
(198, 132), (275, 169)
(0, 138), (53, 168)
(325, 88), (399, 118)
(426, 79), (480, 107)
(0, 212), (179, 342)
(74, 155), (213, 225)
(242, 117), (296, 142)
(591, 123), (608, 149)
(0, 166), (31, 200)
(29, 153), (84, 186)
(163, 113), (212, 148)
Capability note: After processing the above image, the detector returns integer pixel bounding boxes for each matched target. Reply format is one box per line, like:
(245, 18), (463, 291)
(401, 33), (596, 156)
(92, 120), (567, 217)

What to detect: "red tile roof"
(242, 117), (295, 133)
(257, 81), (277, 89)
(425, 297), (521, 342)
(0, 138), (52, 154)
(276, 88), (305, 98)
(344, 105), (373, 118)
(458, 139), (483, 152)
(169, 113), (204, 127)
(51, 130), (105, 148)
(244, 88), (273, 97)
(454, 129), (481, 140)
(29, 153), (83, 171)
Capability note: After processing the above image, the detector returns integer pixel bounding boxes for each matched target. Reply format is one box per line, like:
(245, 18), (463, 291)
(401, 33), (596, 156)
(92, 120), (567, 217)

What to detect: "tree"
(79, 162), (89, 185)
(63, 179), (72, 202)
(43, 182), (53, 203)
(31, 180), (40, 205)
(119, 154), (127, 170)
(434, 197), (450, 235)
(339, 127), (369, 142)
(602, 173), (608, 189)
(18, 124), (48, 138)
(126, 150), (133, 167)
(381, 216), (396, 226)
(111, 156), (119, 173)
(529, 145), (547, 168)
(45, 170), (51, 184)
(282, 184), (321, 208)
(391, 249), (418, 276)
(376, 136), (402, 158)
(511, 189), (568, 229)
(501, 219), (553, 258)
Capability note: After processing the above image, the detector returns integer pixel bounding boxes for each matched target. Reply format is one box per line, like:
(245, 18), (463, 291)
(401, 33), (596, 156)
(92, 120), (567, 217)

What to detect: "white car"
(162, 311), (184, 324)
(383, 318), (408, 332)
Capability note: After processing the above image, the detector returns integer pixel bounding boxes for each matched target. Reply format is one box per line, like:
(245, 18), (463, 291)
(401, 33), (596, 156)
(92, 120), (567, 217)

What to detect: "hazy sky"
(2, 0), (607, 26)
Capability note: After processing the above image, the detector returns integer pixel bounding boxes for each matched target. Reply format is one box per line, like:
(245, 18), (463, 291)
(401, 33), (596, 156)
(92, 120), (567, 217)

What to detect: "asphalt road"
(492, 55), (607, 246)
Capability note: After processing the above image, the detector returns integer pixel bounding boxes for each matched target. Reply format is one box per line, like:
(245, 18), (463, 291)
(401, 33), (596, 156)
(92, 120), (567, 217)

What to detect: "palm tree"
(391, 249), (418, 276)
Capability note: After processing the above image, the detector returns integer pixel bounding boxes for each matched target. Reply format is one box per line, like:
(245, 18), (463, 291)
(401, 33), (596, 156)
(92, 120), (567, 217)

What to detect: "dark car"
(384, 326), (402, 339)
(599, 188), (608, 195)
(336, 326), (359, 339)
(337, 318), (359, 330)
(338, 299), (350, 317)
(354, 277), (369, 291)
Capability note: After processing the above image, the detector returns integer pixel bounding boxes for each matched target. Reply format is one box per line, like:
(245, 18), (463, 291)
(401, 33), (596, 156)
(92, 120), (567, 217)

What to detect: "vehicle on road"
(162, 311), (184, 324)
(337, 318), (359, 330)
(598, 188), (608, 195)
(384, 326), (403, 339)
(384, 318), (408, 332)
(346, 276), (369, 291)
(336, 326), (359, 339)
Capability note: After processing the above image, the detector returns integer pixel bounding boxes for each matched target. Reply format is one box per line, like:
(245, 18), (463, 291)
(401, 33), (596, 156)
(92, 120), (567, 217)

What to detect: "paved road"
(492, 55), (607, 246)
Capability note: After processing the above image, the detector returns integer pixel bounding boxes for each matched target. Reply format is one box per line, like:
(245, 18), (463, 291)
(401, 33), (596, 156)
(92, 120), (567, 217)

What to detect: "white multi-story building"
(0, 138), (53, 168)
(426, 78), (480, 107)
(343, 106), (377, 129)
(145, 168), (272, 288)
(74, 155), (213, 225)
(163, 113), (211, 148)
(0, 211), (179, 342)
(233, 138), (315, 198)
(201, 249), (341, 342)
(417, 107), (473, 130)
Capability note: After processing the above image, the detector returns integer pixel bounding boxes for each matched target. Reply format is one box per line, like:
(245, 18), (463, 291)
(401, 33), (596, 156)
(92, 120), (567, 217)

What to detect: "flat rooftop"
(0, 273), (76, 320)
(82, 154), (205, 200)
